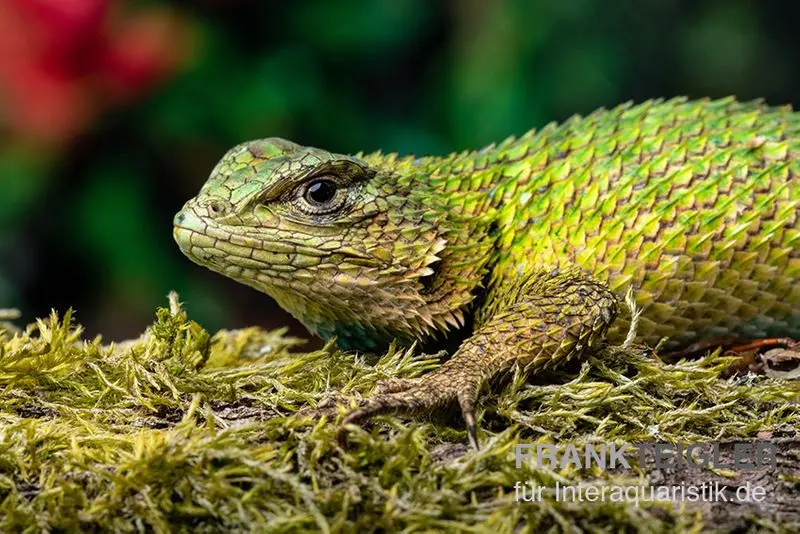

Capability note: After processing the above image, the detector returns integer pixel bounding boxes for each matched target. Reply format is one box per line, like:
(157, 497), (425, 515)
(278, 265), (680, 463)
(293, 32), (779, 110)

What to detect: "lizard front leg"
(338, 266), (620, 449)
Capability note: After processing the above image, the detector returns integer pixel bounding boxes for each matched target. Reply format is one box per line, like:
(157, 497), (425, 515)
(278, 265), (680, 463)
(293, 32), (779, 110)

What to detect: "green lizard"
(174, 97), (799, 448)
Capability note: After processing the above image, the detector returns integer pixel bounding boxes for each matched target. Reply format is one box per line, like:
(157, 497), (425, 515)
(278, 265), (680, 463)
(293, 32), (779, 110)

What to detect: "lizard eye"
(295, 176), (347, 215)
(305, 179), (337, 205)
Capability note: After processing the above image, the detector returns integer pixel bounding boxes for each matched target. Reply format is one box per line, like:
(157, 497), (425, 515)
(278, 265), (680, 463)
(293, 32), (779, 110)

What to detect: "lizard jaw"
(173, 201), (450, 350)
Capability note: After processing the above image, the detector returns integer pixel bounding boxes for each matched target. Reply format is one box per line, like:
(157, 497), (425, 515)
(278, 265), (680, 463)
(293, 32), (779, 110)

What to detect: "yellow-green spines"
(479, 97), (798, 346)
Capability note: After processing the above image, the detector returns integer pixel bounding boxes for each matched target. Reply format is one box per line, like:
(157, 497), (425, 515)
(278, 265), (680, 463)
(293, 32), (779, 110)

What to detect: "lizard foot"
(338, 369), (482, 450)
(308, 379), (423, 419)
(308, 378), (423, 418)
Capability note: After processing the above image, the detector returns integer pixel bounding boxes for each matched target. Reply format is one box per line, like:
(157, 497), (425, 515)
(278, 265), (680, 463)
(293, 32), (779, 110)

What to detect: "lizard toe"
(307, 393), (351, 419)
(341, 385), (450, 426)
(374, 377), (421, 395)
(336, 372), (487, 447)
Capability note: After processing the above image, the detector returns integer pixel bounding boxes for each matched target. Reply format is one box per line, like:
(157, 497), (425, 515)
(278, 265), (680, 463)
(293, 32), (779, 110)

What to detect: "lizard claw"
(458, 390), (480, 451)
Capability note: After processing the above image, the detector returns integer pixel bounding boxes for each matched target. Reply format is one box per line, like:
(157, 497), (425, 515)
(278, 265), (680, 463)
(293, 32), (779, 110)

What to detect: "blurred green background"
(1, 0), (798, 342)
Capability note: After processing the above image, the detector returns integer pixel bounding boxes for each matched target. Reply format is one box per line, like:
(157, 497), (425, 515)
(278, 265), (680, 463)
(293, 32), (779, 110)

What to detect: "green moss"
(0, 296), (797, 532)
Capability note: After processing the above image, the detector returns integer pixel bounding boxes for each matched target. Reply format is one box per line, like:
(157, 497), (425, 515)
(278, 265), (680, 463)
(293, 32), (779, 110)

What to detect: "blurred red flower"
(0, 0), (192, 145)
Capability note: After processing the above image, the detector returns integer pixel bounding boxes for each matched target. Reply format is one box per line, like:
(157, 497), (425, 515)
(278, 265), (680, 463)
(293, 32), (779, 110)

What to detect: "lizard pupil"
(306, 179), (337, 205)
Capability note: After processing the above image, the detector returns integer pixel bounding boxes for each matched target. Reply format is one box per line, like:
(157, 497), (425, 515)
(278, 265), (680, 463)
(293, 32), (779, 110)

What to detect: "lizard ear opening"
(419, 261), (442, 295)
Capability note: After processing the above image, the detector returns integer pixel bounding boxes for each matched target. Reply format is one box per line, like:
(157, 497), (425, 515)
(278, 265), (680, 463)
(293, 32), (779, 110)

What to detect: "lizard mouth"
(173, 207), (212, 263)
(173, 204), (331, 278)
(172, 206), (252, 271)
(173, 225), (218, 267)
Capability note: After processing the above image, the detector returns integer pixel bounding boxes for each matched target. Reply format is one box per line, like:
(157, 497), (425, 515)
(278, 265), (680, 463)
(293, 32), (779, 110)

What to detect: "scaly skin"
(174, 97), (800, 448)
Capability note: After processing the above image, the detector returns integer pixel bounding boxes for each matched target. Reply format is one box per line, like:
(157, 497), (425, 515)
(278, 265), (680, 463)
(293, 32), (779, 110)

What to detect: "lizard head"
(173, 138), (479, 351)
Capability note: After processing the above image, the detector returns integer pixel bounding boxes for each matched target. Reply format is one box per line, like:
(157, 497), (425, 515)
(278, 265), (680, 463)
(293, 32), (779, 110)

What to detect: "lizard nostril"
(207, 199), (227, 216)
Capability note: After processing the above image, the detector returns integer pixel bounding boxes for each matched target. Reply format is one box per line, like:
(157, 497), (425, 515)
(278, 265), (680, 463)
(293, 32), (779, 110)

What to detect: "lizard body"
(174, 97), (799, 447)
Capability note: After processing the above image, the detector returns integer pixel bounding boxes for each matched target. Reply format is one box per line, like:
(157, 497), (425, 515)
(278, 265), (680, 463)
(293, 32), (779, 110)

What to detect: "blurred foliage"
(0, 0), (798, 340)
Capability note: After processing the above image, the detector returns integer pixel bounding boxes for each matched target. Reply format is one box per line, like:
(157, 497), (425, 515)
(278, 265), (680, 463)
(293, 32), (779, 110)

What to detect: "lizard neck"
(388, 152), (501, 341)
